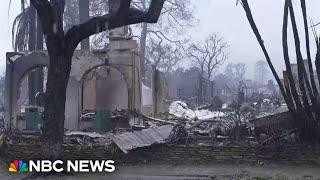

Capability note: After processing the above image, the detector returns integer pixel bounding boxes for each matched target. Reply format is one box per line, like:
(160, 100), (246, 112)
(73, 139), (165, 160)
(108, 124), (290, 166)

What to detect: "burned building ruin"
(4, 28), (143, 132)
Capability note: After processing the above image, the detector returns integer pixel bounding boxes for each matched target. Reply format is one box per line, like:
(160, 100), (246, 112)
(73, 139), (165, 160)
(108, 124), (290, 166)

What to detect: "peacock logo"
(9, 160), (29, 173)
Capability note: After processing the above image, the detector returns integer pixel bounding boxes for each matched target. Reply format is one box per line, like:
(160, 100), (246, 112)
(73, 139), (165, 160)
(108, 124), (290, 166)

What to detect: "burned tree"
(188, 34), (228, 104)
(79, 0), (90, 49)
(240, 0), (320, 143)
(29, 0), (165, 159)
(146, 38), (182, 73)
(188, 34), (228, 80)
(64, 0), (111, 49)
(63, 0), (193, 78)
(132, 0), (194, 80)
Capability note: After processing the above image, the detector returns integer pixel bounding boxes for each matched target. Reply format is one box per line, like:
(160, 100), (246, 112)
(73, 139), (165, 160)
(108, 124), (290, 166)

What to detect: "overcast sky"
(1, 0), (320, 79)
(0, 0), (20, 75)
(188, 0), (320, 79)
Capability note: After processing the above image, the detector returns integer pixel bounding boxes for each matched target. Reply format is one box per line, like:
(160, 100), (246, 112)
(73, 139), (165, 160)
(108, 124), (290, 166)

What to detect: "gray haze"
(1, 0), (320, 79)
(188, 0), (320, 79)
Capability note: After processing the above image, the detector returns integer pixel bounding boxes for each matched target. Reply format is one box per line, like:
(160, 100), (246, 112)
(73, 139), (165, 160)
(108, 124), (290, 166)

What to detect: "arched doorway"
(17, 66), (48, 131)
(80, 66), (129, 132)
(82, 66), (129, 112)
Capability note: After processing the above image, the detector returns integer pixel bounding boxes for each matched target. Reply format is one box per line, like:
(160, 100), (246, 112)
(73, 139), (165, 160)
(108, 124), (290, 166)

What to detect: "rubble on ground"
(110, 125), (175, 153)
(169, 101), (226, 121)
(1, 98), (297, 156)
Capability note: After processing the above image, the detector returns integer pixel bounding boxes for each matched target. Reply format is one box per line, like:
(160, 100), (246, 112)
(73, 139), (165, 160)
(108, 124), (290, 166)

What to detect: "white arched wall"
(5, 48), (141, 131)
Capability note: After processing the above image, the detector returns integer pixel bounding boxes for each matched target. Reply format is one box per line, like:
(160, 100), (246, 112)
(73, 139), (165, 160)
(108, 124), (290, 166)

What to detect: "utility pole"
(79, 0), (90, 50)
(28, 5), (37, 105)
(35, 10), (44, 99)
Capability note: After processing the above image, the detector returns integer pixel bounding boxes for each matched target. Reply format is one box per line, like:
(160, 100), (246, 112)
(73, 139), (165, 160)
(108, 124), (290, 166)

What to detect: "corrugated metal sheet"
(111, 125), (174, 153)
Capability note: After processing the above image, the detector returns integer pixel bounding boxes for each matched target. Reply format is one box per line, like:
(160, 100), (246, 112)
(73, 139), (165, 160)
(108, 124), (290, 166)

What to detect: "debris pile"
(110, 125), (174, 153)
(64, 131), (113, 147)
(169, 101), (226, 121)
(2, 98), (297, 157)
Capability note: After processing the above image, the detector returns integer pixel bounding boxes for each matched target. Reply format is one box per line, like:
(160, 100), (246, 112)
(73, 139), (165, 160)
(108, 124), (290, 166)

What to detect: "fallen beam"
(143, 115), (178, 125)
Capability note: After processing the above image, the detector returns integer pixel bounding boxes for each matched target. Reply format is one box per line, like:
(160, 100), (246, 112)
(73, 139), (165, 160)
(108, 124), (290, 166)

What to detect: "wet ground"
(1, 163), (320, 179)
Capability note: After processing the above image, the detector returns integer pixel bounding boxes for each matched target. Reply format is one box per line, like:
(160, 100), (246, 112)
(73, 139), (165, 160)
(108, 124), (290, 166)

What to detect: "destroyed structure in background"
(3, 35), (292, 147)
(4, 25), (172, 134)
(4, 27), (143, 132)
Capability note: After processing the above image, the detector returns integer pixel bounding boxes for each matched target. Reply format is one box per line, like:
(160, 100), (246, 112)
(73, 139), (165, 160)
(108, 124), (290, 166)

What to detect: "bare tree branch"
(301, 0), (318, 99)
(30, 0), (54, 35)
(282, 0), (301, 110)
(288, 0), (315, 116)
(65, 0), (165, 52)
(188, 33), (228, 79)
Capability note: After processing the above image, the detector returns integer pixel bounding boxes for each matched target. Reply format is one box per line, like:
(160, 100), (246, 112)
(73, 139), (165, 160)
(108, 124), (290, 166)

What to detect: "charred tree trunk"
(35, 11), (44, 94)
(301, 0), (318, 98)
(38, 0), (69, 160)
(139, 0), (148, 82)
(282, 1), (301, 111)
(288, 1), (314, 119)
(300, 0), (320, 123)
(316, 39), (320, 88)
(79, 0), (90, 50)
(41, 50), (72, 159)
(242, 0), (320, 143)
(198, 67), (204, 105)
(241, 0), (293, 112)
(36, 13), (44, 50)
(287, 1), (320, 143)
(28, 4), (44, 106)
(140, 22), (148, 82)
(28, 5), (37, 51)
(28, 5), (37, 105)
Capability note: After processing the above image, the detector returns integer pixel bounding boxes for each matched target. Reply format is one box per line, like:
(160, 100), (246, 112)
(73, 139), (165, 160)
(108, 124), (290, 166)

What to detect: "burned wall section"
(152, 68), (170, 116)
(5, 52), (49, 131)
(5, 43), (142, 131)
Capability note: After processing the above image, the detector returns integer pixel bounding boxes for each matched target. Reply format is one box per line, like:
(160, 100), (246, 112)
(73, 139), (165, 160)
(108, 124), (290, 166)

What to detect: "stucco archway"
(81, 65), (129, 111)
(5, 52), (49, 130)
(5, 49), (142, 131)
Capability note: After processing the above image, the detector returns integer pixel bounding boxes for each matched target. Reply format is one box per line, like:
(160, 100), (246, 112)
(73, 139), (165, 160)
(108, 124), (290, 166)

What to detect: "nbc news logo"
(9, 160), (28, 173)
(9, 160), (115, 173)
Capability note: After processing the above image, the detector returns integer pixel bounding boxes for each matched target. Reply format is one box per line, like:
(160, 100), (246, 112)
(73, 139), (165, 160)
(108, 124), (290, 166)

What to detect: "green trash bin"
(93, 109), (111, 134)
(25, 107), (43, 132)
